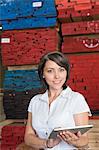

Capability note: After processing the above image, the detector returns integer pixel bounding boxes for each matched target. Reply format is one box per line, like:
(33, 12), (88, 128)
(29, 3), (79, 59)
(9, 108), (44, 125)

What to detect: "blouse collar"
(39, 86), (72, 102)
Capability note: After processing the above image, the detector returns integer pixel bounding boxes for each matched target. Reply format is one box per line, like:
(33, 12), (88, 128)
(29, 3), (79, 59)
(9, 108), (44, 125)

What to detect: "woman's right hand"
(46, 137), (61, 148)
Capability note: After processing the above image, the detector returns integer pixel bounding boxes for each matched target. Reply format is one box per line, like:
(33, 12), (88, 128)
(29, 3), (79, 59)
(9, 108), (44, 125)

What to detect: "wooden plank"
(8, 65), (38, 71)
(88, 119), (99, 149)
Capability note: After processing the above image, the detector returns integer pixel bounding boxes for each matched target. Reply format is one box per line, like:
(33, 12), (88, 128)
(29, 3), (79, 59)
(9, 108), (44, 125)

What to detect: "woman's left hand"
(58, 130), (81, 145)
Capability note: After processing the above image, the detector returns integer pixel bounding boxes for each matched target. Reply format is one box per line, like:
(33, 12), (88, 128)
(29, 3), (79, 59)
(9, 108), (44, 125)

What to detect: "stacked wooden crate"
(56, 0), (99, 22)
(0, 0), (57, 30)
(0, 3), (60, 149)
(0, 0), (59, 123)
(1, 0), (98, 119)
(1, 28), (59, 66)
(1, 121), (25, 150)
(3, 69), (45, 119)
(55, 0), (99, 114)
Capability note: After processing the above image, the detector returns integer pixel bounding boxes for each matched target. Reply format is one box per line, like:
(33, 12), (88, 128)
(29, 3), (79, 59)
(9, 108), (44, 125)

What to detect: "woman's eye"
(47, 70), (53, 73)
(60, 68), (65, 72)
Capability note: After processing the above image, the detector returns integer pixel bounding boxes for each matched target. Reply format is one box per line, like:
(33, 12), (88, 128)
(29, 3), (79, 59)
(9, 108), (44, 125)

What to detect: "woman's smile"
(53, 80), (62, 84)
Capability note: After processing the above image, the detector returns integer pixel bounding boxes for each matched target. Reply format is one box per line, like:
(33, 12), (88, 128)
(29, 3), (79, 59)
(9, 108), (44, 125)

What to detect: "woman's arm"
(24, 112), (47, 149)
(73, 112), (89, 148)
(59, 112), (89, 148)
(24, 112), (61, 149)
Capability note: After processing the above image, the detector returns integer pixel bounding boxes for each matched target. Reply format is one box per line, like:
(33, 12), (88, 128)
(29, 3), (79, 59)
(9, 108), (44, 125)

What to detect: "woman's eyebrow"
(45, 67), (54, 69)
(45, 67), (63, 70)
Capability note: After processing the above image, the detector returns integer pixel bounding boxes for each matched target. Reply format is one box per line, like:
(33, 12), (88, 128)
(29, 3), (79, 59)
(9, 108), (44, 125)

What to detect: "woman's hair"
(38, 51), (70, 89)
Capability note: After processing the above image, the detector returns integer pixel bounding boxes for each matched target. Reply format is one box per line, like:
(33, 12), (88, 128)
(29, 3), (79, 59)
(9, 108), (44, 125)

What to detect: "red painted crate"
(57, 2), (99, 22)
(57, 9), (73, 23)
(73, 3), (99, 21)
(1, 28), (59, 66)
(74, 3), (92, 11)
(62, 20), (99, 36)
(1, 122), (25, 149)
(55, 0), (75, 10)
(76, 0), (91, 4)
(62, 35), (99, 53)
(66, 53), (99, 111)
(96, 1), (99, 5)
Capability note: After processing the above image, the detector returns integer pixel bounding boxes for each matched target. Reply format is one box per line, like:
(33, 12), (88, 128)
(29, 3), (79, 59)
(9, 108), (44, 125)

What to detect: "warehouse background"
(0, 0), (99, 149)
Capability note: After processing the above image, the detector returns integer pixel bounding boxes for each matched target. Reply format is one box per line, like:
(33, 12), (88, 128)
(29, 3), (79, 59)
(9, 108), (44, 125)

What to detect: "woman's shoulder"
(30, 93), (43, 101)
(28, 94), (43, 108)
(30, 90), (47, 102)
(72, 90), (84, 99)
(65, 86), (85, 100)
(67, 87), (91, 114)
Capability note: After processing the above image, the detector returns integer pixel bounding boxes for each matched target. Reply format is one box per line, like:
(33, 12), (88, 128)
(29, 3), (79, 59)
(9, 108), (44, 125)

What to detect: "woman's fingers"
(59, 131), (79, 142)
(77, 131), (82, 137)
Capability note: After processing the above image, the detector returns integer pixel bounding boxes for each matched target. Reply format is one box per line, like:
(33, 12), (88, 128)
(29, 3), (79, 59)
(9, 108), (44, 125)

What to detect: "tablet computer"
(49, 124), (93, 139)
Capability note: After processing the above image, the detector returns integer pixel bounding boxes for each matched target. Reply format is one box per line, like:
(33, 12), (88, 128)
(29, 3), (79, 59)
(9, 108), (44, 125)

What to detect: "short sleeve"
(28, 99), (32, 112)
(27, 94), (41, 113)
(28, 96), (36, 113)
(71, 93), (92, 116)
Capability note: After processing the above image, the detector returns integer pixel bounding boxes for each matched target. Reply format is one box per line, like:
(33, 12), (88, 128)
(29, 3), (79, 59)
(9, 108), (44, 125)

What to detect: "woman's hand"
(46, 137), (61, 148)
(58, 130), (81, 146)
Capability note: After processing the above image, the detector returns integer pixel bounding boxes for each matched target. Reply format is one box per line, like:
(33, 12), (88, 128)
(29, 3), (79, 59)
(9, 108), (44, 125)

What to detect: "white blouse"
(28, 86), (91, 150)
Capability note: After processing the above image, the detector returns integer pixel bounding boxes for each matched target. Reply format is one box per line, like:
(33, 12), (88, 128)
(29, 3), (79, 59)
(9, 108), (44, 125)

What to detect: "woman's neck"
(48, 88), (63, 104)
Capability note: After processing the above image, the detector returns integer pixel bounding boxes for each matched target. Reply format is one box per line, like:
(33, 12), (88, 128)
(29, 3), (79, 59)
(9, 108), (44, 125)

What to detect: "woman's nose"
(54, 71), (60, 78)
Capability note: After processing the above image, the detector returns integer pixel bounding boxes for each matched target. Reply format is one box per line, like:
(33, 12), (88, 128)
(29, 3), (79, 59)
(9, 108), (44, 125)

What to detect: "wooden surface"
(0, 119), (99, 149)
(88, 119), (99, 149)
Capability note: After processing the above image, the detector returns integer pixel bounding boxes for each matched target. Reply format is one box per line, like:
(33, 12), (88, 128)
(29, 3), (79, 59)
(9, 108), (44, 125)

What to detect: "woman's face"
(43, 60), (67, 90)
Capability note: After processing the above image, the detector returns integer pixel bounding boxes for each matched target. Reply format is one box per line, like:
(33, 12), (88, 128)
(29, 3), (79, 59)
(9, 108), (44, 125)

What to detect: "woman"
(24, 51), (91, 149)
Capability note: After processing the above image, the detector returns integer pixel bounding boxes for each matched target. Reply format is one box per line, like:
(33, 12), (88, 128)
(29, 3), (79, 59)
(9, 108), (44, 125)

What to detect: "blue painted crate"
(1, 17), (56, 30)
(4, 69), (44, 91)
(0, 0), (57, 20)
